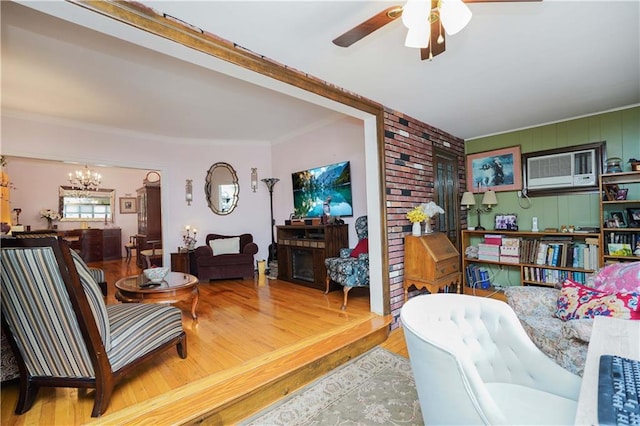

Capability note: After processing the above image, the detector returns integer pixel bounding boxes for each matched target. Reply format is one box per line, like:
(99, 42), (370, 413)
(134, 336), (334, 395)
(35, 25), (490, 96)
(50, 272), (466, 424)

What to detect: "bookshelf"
(461, 230), (601, 294)
(599, 171), (640, 265)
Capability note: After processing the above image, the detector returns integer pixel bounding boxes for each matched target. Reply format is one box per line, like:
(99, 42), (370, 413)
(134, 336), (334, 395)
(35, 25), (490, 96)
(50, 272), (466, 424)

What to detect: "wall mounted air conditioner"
(522, 142), (605, 196)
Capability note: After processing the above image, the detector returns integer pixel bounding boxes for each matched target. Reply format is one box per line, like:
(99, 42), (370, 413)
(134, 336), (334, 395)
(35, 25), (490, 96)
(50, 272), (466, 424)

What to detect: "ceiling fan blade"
(420, 18), (446, 60)
(333, 6), (403, 47)
(463, 0), (541, 2)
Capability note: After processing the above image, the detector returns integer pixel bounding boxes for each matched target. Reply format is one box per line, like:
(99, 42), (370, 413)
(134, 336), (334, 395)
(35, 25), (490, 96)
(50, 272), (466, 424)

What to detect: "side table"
(171, 250), (198, 275)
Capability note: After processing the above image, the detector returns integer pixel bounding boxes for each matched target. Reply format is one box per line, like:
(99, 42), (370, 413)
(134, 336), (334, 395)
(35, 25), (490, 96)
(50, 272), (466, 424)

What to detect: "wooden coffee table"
(115, 272), (199, 320)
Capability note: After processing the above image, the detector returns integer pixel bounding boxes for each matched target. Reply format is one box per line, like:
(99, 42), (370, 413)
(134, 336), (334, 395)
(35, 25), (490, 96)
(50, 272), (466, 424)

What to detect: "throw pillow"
(350, 238), (369, 258)
(586, 262), (640, 294)
(556, 279), (640, 321)
(210, 237), (240, 255)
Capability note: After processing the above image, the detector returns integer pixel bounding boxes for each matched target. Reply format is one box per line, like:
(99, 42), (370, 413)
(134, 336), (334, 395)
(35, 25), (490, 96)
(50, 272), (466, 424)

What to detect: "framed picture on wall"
(119, 197), (137, 214)
(466, 146), (522, 193)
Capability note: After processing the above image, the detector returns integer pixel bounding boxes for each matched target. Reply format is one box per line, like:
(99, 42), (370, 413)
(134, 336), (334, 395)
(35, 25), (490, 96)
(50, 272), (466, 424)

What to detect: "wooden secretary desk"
(404, 233), (461, 301)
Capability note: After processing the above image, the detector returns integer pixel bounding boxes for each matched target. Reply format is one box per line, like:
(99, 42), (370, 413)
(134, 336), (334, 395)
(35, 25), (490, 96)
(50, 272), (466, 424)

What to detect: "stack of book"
(499, 237), (520, 263)
(478, 234), (503, 262)
(478, 243), (500, 262)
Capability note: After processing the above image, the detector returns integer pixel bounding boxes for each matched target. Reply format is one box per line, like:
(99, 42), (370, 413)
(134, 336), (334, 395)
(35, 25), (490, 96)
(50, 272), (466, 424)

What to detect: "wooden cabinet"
(461, 230), (601, 299)
(276, 224), (348, 290)
(136, 182), (162, 267)
(60, 228), (122, 262)
(404, 234), (461, 301)
(599, 171), (640, 265)
(171, 251), (198, 275)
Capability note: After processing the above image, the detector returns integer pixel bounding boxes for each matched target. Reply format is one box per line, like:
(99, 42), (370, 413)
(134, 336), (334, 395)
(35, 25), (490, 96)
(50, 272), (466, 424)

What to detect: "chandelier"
(68, 165), (101, 195)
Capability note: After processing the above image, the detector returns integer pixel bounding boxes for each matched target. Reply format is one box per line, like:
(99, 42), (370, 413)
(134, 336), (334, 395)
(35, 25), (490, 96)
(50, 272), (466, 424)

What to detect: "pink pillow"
(587, 262), (640, 294)
(350, 238), (368, 258)
(556, 279), (640, 321)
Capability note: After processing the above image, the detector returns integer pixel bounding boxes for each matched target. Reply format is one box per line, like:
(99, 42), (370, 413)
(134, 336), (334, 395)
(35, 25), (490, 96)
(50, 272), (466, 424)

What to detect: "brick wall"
(383, 107), (466, 327)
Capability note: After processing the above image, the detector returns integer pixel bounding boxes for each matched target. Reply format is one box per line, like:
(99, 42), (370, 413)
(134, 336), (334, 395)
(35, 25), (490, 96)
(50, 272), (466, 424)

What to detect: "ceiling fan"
(333, 0), (540, 60)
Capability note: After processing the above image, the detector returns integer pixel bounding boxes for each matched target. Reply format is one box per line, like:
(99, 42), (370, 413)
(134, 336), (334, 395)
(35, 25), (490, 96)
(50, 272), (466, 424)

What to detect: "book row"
(465, 264), (491, 289)
(523, 267), (588, 285)
(518, 238), (599, 271)
(605, 232), (640, 256)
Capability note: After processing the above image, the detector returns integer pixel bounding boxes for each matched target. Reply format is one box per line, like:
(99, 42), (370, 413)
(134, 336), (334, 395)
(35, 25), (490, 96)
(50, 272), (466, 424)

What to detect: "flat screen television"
(291, 161), (353, 218)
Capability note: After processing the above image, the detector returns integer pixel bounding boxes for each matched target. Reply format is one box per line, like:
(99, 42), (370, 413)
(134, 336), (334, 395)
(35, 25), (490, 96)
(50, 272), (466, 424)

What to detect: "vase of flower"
(412, 221), (421, 237)
(40, 208), (61, 230)
(407, 205), (427, 237)
(424, 219), (433, 234)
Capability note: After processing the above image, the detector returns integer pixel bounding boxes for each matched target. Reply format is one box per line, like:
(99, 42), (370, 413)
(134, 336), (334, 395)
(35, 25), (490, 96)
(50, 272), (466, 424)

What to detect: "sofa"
(505, 261), (640, 377)
(194, 233), (258, 281)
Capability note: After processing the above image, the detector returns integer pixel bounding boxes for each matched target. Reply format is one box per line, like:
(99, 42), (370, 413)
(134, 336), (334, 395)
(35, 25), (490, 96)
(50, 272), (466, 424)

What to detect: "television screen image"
(291, 161), (353, 218)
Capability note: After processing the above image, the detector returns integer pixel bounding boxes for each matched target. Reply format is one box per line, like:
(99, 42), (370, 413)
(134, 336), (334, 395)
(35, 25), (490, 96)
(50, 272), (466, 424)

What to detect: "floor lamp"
(261, 178), (280, 263)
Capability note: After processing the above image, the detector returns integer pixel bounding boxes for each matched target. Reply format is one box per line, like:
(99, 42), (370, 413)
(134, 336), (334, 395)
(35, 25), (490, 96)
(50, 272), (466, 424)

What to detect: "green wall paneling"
(465, 106), (639, 232)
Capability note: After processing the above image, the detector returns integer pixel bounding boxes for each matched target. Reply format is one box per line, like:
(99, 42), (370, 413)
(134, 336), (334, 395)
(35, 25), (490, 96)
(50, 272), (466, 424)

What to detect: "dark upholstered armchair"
(1, 237), (187, 417)
(194, 233), (258, 281)
(324, 216), (369, 310)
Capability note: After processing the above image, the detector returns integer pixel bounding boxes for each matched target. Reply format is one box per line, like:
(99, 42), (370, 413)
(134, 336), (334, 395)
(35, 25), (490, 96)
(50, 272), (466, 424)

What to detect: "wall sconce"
(251, 168), (258, 192)
(461, 187), (498, 230)
(185, 179), (193, 206)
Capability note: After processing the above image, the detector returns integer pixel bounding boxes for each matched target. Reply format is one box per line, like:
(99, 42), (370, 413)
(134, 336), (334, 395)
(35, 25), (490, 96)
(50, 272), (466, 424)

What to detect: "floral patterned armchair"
(324, 216), (369, 310)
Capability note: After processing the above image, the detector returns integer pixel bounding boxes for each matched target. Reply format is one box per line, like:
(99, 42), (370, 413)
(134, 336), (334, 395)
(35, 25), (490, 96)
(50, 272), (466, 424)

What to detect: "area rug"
(241, 347), (423, 425)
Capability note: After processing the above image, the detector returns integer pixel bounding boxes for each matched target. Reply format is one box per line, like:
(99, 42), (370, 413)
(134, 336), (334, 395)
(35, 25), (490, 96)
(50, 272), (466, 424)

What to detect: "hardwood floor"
(1, 258), (405, 425)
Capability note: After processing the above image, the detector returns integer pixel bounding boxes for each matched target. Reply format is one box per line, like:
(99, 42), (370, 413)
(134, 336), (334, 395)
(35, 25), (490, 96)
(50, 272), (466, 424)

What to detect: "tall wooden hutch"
(135, 172), (162, 267)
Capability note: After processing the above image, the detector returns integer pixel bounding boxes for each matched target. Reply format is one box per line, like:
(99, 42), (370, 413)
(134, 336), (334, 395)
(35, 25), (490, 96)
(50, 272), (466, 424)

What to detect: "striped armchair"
(0, 237), (187, 417)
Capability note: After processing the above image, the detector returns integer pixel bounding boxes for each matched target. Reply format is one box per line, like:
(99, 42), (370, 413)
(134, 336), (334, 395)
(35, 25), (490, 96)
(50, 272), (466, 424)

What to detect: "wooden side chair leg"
(325, 276), (331, 294)
(341, 286), (352, 311)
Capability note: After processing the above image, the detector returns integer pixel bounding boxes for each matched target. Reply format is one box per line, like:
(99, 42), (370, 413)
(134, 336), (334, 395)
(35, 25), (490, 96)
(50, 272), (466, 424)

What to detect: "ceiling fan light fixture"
(402, 0), (432, 48)
(401, 0), (430, 29)
(405, 26), (431, 48)
(439, 0), (472, 35)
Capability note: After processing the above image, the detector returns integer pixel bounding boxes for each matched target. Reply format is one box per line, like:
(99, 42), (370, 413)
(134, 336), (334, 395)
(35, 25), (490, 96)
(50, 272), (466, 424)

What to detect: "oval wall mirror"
(205, 162), (239, 215)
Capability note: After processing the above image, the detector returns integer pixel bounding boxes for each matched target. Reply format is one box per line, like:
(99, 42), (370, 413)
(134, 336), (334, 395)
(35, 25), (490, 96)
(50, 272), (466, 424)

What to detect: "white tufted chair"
(401, 294), (581, 425)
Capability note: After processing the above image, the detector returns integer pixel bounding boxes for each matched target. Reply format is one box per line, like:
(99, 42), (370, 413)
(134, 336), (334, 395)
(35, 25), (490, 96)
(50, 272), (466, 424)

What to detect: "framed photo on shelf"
(616, 188), (628, 200)
(607, 243), (633, 256)
(627, 207), (640, 228)
(611, 211), (626, 228)
(119, 197), (137, 214)
(495, 214), (518, 230)
(466, 146), (522, 193)
(603, 184), (619, 201)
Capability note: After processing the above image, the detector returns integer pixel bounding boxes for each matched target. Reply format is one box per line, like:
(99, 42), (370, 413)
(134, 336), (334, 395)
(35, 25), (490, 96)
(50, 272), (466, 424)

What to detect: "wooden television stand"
(276, 224), (348, 291)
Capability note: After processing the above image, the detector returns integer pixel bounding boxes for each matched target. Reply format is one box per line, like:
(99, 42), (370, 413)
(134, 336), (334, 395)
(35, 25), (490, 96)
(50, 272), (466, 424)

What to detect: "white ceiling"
(2, 0), (639, 143)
